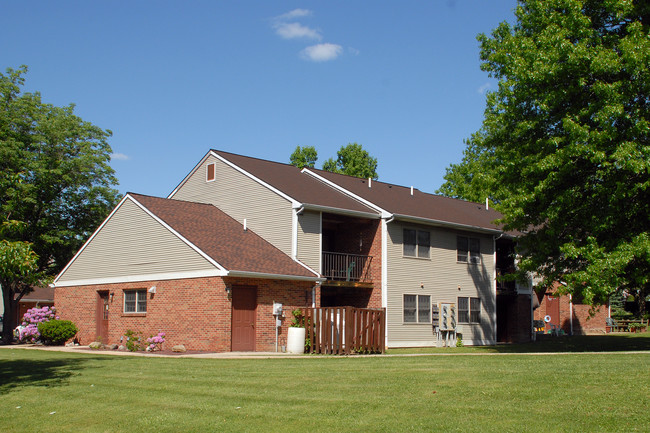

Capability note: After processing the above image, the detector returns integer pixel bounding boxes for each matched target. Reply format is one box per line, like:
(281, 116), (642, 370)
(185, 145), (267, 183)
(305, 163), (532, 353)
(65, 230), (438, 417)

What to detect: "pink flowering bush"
(18, 306), (58, 343)
(146, 332), (165, 351)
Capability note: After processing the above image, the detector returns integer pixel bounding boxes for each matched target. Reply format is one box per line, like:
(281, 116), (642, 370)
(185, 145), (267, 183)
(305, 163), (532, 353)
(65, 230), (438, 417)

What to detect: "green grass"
(1, 335), (649, 433)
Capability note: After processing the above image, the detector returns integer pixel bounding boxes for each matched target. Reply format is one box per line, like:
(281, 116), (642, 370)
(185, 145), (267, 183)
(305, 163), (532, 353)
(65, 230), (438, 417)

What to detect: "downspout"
(492, 235), (498, 344)
(569, 294), (573, 336)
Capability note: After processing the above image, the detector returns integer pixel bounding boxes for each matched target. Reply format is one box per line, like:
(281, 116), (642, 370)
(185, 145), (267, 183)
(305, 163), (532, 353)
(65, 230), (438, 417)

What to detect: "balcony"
(322, 252), (373, 285)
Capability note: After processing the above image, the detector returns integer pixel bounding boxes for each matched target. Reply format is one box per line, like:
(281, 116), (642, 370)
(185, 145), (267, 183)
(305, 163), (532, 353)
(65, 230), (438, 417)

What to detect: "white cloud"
(275, 8), (312, 21)
(274, 22), (321, 40)
(477, 82), (491, 94)
(300, 43), (343, 62)
(110, 152), (130, 161)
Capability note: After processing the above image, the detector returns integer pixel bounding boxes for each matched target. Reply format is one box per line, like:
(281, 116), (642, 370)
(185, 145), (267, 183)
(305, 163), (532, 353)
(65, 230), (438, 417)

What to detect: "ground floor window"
(458, 296), (480, 323)
(124, 290), (147, 313)
(404, 294), (431, 323)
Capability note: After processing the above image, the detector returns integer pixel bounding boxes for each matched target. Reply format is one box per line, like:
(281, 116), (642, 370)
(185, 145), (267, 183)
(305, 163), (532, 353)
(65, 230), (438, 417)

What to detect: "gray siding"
(57, 199), (215, 282)
(297, 210), (321, 272)
(386, 221), (496, 346)
(171, 154), (293, 256)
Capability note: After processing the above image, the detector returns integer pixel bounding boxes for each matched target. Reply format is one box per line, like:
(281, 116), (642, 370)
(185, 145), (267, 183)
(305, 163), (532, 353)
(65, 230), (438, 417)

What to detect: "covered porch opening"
(495, 238), (532, 343)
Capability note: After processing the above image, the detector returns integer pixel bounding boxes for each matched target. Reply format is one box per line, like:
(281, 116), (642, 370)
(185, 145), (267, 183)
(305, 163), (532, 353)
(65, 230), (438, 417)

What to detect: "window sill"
(402, 322), (431, 325)
(121, 313), (147, 317)
(403, 255), (431, 261)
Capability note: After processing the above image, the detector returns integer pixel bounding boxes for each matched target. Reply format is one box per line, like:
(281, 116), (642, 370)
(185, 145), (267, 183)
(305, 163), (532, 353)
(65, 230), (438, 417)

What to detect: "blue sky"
(1, 1), (517, 198)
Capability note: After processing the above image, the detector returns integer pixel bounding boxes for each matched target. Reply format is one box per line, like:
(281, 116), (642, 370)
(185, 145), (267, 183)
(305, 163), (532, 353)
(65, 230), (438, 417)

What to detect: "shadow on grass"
(491, 333), (650, 353)
(0, 353), (111, 393)
(388, 334), (650, 355)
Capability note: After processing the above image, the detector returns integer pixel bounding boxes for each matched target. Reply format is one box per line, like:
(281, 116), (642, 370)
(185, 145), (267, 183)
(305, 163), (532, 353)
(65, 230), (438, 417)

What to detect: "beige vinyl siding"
(57, 199), (215, 282)
(386, 222), (496, 346)
(171, 154), (293, 256)
(297, 210), (321, 272)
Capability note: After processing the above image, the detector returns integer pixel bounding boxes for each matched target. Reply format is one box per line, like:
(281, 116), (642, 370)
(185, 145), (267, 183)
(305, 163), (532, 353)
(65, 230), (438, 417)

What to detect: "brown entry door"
(231, 286), (257, 351)
(545, 295), (560, 332)
(96, 291), (109, 343)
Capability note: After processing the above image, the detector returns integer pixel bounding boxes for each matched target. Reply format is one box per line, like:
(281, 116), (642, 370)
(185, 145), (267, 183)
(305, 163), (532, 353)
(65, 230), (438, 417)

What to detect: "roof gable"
(131, 194), (317, 278)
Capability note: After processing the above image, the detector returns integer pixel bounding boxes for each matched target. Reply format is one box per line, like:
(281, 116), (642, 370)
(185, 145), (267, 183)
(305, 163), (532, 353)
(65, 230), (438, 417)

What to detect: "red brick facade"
(534, 287), (608, 335)
(55, 276), (318, 352)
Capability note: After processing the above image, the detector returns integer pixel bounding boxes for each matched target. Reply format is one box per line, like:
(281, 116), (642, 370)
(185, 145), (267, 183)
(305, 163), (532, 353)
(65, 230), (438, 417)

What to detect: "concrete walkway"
(0, 344), (309, 359)
(2, 344), (648, 358)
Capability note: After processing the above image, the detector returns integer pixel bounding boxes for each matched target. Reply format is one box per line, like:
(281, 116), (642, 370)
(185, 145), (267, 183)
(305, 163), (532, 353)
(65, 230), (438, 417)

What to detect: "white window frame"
(403, 228), (430, 259)
(457, 236), (480, 264)
(458, 296), (480, 324)
(403, 294), (431, 324)
(124, 289), (147, 313)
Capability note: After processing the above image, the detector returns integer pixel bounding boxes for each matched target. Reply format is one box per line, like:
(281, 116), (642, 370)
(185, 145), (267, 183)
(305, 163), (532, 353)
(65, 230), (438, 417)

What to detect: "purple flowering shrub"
(18, 306), (58, 343)
(146, 332), (166, 351)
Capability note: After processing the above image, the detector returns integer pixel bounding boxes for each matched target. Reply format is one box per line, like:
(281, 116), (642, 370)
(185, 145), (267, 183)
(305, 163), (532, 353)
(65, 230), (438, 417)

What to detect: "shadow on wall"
(468, 261), (496, 343)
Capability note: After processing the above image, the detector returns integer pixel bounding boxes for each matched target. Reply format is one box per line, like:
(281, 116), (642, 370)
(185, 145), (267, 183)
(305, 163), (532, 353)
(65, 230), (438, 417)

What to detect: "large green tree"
(1, 66), (120, 341)
(289, 145), (318, 169)
(322, 143), (379, 179)
(441, 0), (650, 311)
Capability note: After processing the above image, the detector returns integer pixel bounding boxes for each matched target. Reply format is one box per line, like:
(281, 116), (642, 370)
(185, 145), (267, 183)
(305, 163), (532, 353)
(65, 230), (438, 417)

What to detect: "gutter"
(227, 270), (325, 283)
(392, 213), (506, 235)
(297, 203), (381, 220)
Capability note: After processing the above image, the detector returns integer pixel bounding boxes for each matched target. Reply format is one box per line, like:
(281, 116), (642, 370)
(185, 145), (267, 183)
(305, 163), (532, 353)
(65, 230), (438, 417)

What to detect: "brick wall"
(534, 287), (608, 335)
(55, 276), (317, 352)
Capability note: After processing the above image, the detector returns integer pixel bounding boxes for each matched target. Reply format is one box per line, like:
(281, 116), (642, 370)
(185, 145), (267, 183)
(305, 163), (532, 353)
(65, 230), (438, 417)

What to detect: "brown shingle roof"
(130, 193), (317, 279)
(308, 169), (504, 232)
(211, 150), (380, 216)
(211, 150), (504, 232)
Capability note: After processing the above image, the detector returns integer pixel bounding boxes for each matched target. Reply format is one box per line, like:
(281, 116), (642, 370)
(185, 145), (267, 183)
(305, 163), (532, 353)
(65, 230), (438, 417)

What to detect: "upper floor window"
(457, 236), (480, 264)
(124, 290), (147, 313)
(403, 229), (430, 258)
(206, 163), (216, 182)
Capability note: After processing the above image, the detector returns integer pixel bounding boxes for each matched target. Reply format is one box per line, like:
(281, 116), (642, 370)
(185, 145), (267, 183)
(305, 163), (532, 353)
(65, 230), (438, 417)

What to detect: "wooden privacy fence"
(303, 307), (386, 355)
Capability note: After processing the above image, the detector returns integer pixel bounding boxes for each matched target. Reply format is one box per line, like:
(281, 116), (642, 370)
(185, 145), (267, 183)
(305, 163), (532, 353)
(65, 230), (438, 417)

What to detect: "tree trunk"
(1, 283), (17, 344)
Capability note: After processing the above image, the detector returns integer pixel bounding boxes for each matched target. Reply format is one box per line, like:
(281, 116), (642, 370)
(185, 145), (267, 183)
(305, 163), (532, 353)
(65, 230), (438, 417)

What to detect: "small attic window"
(206, 163), (216, 182)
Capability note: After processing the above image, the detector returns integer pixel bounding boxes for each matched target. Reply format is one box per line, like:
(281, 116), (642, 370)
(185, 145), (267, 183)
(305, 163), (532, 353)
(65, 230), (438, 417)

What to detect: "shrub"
(146, 332), (166, 351)
(18, 306), (57, 343)
(124, 329), (145, 352)
(37, 320), (78, 345)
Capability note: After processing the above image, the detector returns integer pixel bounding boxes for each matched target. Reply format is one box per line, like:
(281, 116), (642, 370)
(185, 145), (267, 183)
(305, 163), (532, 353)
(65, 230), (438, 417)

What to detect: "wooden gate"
(303, 307), (385, 355)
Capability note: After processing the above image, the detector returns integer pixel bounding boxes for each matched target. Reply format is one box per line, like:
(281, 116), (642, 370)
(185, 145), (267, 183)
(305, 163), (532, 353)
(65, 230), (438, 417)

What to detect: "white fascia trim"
(167, 151), (211, 198)
(392, 214), (504, 235)
(227, 270), (325, 283)
(298, 203), (381, 220)
(301, 169), (392, 218)
(212, 151), (300, 207)
(54, 195), (131, 284)
(381, 219), (388, 309)
(127, 195), (228, 273)
(54, 269), (228, 288)
(292, 208), (298, 259)
(293, 258), (321, 278)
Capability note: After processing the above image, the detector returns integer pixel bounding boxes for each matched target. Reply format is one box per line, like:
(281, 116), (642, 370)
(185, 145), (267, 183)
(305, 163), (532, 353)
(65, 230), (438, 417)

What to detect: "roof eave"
(391, 213), (505, 235)
(297, 203), (381, 219)
(226, 270), (325, 283)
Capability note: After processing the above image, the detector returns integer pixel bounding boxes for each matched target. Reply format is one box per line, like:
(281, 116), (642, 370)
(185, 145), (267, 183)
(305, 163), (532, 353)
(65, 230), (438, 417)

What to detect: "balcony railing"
(322, 252), (373, 283)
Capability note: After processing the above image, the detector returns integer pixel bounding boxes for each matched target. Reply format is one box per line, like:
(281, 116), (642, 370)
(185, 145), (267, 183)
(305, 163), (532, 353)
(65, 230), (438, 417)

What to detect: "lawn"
(1, 335), (649, 432)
